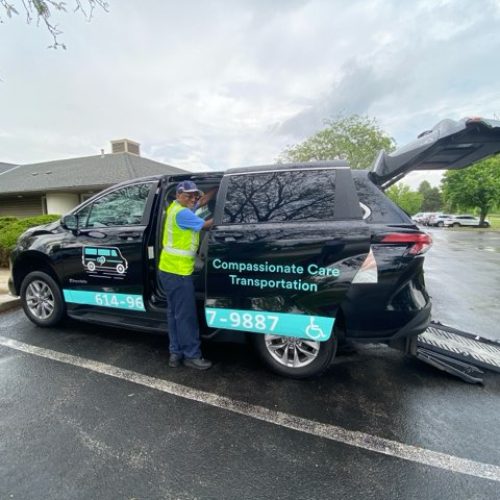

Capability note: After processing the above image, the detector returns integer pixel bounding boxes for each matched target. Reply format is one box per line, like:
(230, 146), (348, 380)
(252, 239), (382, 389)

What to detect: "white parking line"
(1, 334), (500, 483)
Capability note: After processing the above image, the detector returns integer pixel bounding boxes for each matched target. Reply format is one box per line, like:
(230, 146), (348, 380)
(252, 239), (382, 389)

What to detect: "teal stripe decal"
(205, 307), (334, 341)
(63, 290), (145, 312)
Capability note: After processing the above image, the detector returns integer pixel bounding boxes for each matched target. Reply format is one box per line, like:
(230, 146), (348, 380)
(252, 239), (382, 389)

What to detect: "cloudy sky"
(1, 0), (500, 187)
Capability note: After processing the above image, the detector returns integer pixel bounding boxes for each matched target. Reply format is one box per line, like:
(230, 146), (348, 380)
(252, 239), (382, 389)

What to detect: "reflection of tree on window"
(223, 171), (336, 224)
(86, 183), (153, 227)
(75, 204), (91, 228)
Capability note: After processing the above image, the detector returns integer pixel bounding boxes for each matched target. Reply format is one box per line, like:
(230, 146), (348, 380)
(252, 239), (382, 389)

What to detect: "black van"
(8, 117), (500, 378)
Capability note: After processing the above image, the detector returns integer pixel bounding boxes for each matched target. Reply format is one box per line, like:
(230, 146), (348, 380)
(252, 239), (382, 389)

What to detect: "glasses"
(180, 192), (200, 200)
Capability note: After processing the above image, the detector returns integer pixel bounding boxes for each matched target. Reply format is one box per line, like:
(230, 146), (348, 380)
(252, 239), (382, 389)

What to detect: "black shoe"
(183, 357), (212, 370)
(169, 353), (182, 368)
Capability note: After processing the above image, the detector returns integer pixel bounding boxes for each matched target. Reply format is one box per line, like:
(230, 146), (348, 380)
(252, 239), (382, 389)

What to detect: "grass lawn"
(488, 214), (500, 230)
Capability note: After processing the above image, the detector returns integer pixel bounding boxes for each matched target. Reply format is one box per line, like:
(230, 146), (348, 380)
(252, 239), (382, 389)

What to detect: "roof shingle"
(0, 153), (185, 195)
(0, 162), (17, 175)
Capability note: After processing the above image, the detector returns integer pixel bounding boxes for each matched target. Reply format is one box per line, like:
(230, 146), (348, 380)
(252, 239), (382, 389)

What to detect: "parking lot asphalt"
(1, 307), (500, 500)
(424, 228), (500, 342)
(1, 228), (500, 499)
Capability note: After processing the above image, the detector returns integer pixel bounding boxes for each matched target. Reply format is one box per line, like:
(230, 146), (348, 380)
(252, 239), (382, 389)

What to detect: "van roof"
(225, 160), (350, 175)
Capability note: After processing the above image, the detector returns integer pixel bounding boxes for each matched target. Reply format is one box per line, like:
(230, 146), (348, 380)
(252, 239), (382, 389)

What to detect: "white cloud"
(0, 0), (499, 186)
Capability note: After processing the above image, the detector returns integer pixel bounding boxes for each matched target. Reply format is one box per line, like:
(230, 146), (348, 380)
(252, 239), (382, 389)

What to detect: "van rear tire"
(252, 332), (337, 379)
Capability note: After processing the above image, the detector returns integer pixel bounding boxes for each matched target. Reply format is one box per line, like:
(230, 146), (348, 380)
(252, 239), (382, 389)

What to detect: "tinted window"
(75, 203), (92, 227)
(223, 170), (336, 224)
(84, 183), (153, 228)
(352, 172), (410, 224)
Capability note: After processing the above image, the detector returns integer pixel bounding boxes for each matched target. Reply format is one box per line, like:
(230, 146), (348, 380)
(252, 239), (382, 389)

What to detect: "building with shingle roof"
(0, 162), (17, 175)
(0, 140), (185, 216)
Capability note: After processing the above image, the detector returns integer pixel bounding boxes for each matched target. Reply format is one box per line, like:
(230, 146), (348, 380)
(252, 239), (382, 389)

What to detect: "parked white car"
(412, 212), (439, 225)
(427, 213), (454, 227)
(443, 215), (490, 228)
(411, 212), (428, 224)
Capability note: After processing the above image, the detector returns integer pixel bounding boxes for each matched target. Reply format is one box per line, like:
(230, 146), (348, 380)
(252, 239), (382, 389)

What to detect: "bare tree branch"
(0, 0), (108, 49)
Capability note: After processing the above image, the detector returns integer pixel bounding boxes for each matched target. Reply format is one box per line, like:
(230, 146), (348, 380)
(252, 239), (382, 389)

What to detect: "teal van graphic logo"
(82, 247), (128, 275)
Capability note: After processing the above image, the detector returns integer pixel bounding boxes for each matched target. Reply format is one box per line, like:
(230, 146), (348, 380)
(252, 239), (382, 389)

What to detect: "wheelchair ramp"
(415, 322), (500, 383)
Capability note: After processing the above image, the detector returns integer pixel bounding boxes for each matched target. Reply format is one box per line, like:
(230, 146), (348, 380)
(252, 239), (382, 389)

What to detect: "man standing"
(159, 181), (213, 370)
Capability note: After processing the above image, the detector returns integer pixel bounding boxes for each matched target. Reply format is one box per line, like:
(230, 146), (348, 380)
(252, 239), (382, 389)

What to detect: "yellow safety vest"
(159, 201), (200, 276)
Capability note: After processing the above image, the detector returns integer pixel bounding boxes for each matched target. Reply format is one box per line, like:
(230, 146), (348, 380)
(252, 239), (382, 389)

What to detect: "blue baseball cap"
(176, 180), (200, 194)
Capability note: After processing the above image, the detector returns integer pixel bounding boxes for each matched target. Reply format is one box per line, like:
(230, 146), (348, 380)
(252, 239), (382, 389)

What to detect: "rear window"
(222, 170), (336, 224)
(352, 172), (410, 224)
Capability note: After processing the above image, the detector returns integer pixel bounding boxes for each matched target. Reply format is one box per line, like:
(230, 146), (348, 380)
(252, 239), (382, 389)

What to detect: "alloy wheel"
(264, 334), (321, 368)
(25, 280), (55, 320)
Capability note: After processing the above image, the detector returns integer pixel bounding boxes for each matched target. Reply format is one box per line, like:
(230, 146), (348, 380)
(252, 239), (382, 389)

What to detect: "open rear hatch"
(370, 117), (500, 188)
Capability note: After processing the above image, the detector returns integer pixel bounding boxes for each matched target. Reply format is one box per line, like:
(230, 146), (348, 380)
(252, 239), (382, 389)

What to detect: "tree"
(386, 183), (423, 215)
(0, 0), (108, 49)
(442, 155), (500, 224)
(418, 180), (442, 211)
(279, 114), (396, 169)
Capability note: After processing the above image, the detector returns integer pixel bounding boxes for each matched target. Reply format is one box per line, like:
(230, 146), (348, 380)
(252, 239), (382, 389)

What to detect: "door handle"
(212, 231), (244, 243)
(212, 231), (244, 242)
(79, 229), (107, 239)
(118, 231), (141, 240)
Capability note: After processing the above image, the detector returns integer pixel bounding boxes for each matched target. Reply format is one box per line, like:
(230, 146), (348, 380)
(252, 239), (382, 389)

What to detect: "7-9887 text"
(206, 309), (279, 331)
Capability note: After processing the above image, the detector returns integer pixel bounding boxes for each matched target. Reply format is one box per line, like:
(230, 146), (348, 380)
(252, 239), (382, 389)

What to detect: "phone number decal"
(63, 290), (145, 312)
(205, 307), (334, 341)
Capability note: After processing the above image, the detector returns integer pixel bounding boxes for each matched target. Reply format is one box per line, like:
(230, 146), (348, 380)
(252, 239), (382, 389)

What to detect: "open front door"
(204, 166), (371, 342)
(60, 181), (157, 314)
(370, 117), (500, 187)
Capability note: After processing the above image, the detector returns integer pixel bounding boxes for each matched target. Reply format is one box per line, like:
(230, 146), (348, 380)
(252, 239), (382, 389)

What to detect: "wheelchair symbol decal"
(305, 317), (327, 340)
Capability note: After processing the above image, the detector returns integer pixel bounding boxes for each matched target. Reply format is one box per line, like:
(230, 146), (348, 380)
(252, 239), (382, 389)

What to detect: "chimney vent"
(111, 139), (140, 156)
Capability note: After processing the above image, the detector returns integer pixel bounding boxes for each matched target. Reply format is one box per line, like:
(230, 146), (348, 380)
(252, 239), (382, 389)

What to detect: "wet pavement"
(424, 228), (500, 342)
(1, 228), (500, 499)
(1, 307), (499, 499)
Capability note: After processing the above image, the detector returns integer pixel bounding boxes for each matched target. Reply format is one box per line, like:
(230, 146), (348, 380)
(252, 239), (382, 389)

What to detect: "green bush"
(0, 217), (18, 231)
(0, 214), (60, 267)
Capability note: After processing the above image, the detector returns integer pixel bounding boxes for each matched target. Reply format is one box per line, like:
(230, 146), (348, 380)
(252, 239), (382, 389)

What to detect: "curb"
(0, 296), (21, 313)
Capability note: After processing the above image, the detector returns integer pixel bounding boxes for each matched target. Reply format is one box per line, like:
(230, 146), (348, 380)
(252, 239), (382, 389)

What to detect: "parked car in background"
(419, 212), (439, 226)
(443, 215), (490, 228)
(427, 213), (454, 227)
(412, 212), (429, 224)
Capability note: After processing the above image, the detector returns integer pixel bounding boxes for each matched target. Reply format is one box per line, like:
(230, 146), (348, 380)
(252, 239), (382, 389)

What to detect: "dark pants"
(159, 271), (201, 359)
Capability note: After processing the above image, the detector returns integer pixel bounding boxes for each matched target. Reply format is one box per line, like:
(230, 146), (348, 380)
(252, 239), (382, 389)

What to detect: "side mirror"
(61, 214), (79, 231)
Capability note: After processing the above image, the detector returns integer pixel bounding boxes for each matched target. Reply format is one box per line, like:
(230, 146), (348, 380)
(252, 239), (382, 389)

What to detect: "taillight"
(380, 232), (433, 255)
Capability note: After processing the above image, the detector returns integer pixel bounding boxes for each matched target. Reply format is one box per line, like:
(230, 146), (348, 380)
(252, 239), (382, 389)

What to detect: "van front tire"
(253, 333), (337, 379)
(20, 271), (65, 327)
